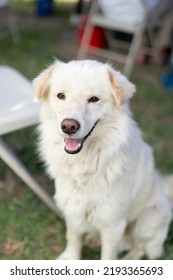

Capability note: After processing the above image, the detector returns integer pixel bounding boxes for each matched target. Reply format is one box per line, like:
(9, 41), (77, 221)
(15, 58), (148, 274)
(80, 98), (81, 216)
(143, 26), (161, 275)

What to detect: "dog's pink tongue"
(64, 138), (82, 152)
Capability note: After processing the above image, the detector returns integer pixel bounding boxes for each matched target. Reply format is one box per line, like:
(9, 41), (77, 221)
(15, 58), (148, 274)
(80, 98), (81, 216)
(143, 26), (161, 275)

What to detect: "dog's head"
(33, 60), (135, 154)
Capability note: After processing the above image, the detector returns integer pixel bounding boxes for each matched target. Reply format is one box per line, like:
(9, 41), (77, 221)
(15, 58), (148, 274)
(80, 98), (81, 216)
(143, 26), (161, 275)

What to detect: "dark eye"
(57, 93), (65, 100)
(88, 96), (99, 103)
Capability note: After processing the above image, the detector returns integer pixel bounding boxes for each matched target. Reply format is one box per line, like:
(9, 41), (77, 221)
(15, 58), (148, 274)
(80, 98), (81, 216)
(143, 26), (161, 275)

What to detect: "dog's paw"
(56, 250), (79, 260)
(121, 248), (144, 260)
(56, 252), (72, 260)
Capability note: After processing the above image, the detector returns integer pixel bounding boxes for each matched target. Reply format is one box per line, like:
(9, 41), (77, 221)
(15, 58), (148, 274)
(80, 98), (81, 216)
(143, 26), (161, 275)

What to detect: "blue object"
(160, 55), (173, 91)
(36, 0), (53, 16)
(160, 72), (173, 91)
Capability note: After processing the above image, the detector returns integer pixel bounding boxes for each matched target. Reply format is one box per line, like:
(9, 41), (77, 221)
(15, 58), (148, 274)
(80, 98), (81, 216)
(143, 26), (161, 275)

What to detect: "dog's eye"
(88, 96), (99, 103)
(57, 93), (65, 100)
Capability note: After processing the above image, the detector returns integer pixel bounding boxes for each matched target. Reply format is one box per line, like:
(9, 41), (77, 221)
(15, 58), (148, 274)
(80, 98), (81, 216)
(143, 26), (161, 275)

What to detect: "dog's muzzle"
(63, 121), (98, 154)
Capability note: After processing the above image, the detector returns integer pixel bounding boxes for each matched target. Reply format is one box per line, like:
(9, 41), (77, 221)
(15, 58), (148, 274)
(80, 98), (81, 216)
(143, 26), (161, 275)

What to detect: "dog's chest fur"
(47, 134), (132, 231)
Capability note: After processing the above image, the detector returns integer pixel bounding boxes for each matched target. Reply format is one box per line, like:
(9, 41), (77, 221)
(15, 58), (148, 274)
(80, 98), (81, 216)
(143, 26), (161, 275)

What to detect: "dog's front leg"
(100, 220), (126, 260)
(58, 221), (82, 260)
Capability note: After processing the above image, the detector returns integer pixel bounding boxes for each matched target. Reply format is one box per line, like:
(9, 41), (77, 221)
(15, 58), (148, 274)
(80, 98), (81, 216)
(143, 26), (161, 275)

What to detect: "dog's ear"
(33, 63), (56, 100)
(106, 65), (136, 106)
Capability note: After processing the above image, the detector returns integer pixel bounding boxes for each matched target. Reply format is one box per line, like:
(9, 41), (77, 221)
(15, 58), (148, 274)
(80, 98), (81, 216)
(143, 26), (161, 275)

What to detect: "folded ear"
(106, 65), (136, 106)
(33, 63), (56, 100)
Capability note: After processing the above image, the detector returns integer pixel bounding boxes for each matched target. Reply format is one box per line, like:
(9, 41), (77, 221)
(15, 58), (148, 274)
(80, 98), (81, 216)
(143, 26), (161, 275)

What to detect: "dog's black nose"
(61, 119), (80, 135)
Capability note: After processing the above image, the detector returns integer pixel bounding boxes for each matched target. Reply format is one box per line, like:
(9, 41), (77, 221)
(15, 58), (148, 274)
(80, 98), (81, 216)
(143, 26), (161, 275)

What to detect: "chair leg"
(77, 0), (98, 59)
(0, 136), (61, 217)
(124, 20), (146, 78)
(8, 13), (20, 43)
(77, 21), (94, 59)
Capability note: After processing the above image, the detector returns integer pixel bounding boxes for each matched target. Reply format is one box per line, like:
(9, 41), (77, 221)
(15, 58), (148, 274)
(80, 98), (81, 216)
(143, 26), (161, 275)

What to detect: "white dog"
(33, 59), (173, 260)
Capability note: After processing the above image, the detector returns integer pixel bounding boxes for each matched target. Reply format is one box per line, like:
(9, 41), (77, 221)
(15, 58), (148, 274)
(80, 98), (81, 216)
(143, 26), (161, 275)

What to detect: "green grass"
(0, 1), (173, 259)
(132, 76), (173, 173)
(0, 0), (76, 78)
(0, 21), (70, 79)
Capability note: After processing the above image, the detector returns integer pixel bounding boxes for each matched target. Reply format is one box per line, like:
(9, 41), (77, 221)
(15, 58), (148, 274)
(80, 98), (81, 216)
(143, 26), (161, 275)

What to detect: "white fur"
(33, 59), (172, 260)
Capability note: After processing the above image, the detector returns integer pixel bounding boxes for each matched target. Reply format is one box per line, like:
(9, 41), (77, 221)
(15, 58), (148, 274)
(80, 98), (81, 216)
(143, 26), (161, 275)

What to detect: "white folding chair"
(0, 66), (60, 216)
(0, 0), (19, 43)
(77, 0), (151, 77)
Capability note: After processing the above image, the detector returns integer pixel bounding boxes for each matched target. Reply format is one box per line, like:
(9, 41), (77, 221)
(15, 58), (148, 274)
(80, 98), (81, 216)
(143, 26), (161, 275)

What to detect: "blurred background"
(0, 0), (173, 259)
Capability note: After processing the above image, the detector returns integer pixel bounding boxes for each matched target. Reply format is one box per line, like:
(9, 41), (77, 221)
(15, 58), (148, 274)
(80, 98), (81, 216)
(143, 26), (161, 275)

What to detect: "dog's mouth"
(64, 121), (98, 154)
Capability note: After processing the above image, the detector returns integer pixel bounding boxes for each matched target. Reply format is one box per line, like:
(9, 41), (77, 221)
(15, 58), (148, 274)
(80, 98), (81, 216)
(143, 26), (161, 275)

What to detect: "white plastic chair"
(77, 0), (151, 77)
(0, 66), (60, 216)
